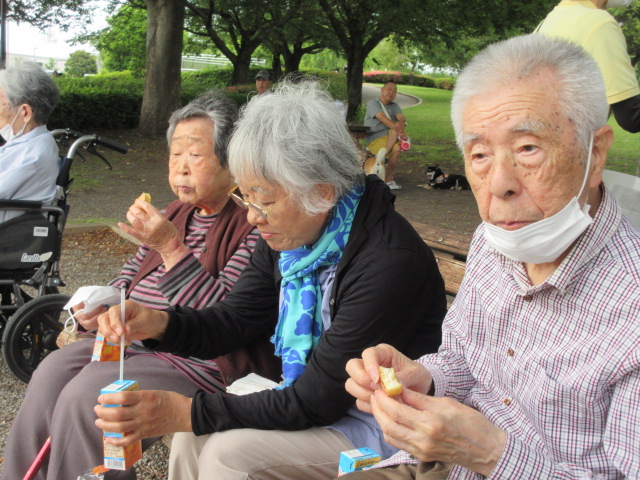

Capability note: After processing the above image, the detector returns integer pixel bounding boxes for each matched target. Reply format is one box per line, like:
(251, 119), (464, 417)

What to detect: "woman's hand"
(118, 198), (190, 269)
(95, 390), (193, 446)
(71, 302), (107, 331)
(345, 343), (432, 414)
(97, 300), (169, 344)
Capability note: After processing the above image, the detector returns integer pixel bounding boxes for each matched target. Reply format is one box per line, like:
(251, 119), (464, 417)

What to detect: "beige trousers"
(338, 462), (452, 479)
(169, 427), (355, 480)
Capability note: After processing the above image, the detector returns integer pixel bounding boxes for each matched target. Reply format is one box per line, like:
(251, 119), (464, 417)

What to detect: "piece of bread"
(137, 192), (152, 203)
(379, 366), (403, 396)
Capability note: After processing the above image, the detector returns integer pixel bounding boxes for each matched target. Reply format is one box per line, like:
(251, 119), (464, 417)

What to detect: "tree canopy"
(64, 50), (97, 76)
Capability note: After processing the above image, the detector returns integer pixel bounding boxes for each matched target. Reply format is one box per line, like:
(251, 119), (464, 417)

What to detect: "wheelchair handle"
(94, 135), (129, 155)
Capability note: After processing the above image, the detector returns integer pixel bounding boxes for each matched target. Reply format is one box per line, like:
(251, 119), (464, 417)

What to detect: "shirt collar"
(1, 124), (48, 148)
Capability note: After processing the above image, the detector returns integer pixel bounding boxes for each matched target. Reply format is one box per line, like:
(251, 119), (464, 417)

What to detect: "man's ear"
(589, 124), (614, 189)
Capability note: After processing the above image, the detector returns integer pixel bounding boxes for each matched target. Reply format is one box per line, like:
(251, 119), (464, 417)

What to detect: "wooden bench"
(409, 220), (470, 304)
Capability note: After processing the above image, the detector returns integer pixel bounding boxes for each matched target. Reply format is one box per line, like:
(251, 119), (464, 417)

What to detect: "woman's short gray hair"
(0, 62), (59, 124)
(167, 90), (239, 168)
(228, 77), (363, 215)
(451, 34), (609, 153)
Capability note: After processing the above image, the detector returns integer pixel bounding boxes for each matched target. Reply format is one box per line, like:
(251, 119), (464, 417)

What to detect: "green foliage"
(181, 69), (234, 102)
(91, 4), (147, 74)
(612, 4), (640, 78)
(46, 67), (355, 130)
(64, 50), (98, 77)
(6, 0), (91, 29)
(49, 72), (143, 129)
(300, 49), (346, 71)
(363, 71), (455, 90)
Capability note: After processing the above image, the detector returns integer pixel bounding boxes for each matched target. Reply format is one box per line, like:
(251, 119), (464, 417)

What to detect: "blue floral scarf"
(273, 183), (364, 387)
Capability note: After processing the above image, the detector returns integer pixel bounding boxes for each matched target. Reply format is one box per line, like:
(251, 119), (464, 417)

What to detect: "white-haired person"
(0, 62), (60, 223)
(2, 91), (281, 480)
(93, 78), (447, 480)
(343, 34), (640, 479)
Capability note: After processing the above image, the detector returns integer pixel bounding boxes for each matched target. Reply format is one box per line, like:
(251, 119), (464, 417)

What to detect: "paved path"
(362, 83), (421, 108)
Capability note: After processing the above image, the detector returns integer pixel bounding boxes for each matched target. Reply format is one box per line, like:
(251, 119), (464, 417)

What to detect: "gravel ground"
(0, 228), (170, 479)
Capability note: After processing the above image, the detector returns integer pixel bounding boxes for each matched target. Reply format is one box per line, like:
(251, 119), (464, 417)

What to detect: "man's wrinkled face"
(461, 70), (587, 231)
(380, 83), (397, 105)
(256, 77), (271, 95)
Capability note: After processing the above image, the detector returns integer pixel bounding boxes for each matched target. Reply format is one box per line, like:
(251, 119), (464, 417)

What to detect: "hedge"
(47, 69), (334, 130)
(47, 68), (435, 130)
(363, 71), (456, 90)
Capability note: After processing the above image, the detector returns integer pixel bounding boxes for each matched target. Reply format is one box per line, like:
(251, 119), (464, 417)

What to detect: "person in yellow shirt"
(536, 0), (640, 133)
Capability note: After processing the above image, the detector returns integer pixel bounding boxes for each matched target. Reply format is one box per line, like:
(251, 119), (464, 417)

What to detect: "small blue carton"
(338, 447), (381, 475)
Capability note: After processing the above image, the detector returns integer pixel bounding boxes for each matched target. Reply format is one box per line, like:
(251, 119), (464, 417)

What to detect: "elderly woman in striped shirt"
(2, 90), (280, 480)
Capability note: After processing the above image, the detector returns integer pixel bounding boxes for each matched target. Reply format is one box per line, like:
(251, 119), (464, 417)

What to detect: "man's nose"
(487, 153), (520, 199)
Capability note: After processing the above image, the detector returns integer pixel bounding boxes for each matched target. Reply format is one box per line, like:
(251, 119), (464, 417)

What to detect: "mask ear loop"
(64, 308), (85, 334)
(576, 133), (595, 207)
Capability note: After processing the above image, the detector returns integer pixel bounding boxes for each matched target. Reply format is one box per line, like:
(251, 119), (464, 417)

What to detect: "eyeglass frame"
(228, 185), (281, 220)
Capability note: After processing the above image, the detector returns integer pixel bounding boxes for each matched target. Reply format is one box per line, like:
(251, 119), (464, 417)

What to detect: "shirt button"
(507, 348), (514, 357)
(503, 398), (511, 406)
(330, 299), (335, 306)
(523, 295), (533, 302)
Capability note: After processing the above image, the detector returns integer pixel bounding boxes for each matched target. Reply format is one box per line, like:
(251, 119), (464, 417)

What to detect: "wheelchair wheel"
(2, 293), (71, 383)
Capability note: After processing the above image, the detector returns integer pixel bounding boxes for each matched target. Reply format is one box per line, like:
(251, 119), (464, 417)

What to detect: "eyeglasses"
(228, 185), (279, 220)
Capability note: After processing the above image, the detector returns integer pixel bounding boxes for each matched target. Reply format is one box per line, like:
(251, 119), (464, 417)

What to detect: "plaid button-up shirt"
(378, 187), (640, 479)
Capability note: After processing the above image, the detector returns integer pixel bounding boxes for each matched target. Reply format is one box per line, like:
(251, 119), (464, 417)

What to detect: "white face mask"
(483, 135), (595, 264)
(606, 0), (633, 7)
(0, 107), (26, 143)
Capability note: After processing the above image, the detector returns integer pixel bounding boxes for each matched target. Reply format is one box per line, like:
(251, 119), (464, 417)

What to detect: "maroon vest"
(127, 199), (281, 385)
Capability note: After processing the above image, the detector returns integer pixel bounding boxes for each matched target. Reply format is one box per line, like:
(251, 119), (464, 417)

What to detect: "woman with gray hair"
(0, 62), (60, 223)
(93, 79), (446, 479)
(3, 90), (281, 480)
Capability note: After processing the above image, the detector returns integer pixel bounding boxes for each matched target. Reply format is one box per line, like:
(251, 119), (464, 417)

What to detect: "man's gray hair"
(0, 62), (59, 124)
(451, 34), (609, 153)
(167, 90), (239, 168)
(228, 77), (363, 215)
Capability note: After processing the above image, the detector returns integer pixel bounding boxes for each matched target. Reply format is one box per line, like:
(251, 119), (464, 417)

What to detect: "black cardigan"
(147, 175), (447, 434)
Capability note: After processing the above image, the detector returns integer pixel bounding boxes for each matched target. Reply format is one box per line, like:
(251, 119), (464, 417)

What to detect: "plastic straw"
(23, 436), (51, 480)
(119, 287), (125, 382)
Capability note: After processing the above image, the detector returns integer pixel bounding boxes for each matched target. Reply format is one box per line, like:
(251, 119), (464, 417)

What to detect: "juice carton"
(338, 447), (381, 476)
(100, 380), (142, 470)
(92, 333), (121, 362)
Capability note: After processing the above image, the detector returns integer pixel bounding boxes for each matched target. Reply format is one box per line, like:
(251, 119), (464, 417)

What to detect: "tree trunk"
(230, 48), (255, 85)
(272, 52), (282, 81)
(346, 47), (365, 122)
(283, 45), (304, 74)
(138, 0), (184, 136)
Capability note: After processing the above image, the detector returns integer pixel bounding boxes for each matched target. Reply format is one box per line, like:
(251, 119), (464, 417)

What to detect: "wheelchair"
(0, 129), (128, 382)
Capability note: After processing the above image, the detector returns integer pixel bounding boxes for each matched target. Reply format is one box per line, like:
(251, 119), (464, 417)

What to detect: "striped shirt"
(378, 187), (640, 478)
(110, 211), (259, 393)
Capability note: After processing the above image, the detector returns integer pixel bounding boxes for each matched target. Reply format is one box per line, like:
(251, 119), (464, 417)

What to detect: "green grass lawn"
(396, 84), (639, 175)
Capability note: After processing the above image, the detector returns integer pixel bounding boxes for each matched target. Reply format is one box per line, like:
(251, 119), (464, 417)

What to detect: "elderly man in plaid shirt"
(343, 34), (640, 480)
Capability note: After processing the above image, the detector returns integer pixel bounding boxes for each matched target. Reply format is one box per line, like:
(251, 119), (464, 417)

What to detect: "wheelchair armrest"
(0, 199), (43, 209)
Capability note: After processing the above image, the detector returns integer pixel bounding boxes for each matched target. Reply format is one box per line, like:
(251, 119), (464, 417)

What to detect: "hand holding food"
(119, 194), (189, 270)
(379, 366), (403, 396)
(137, 192), (152, 203)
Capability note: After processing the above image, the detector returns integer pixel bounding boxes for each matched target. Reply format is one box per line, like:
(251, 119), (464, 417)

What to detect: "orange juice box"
(100, 380), (142, 470)
(92, 333), (121, 362)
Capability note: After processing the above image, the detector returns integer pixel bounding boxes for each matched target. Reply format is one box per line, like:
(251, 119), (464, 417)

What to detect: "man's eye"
(521, 145), (538, 153)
